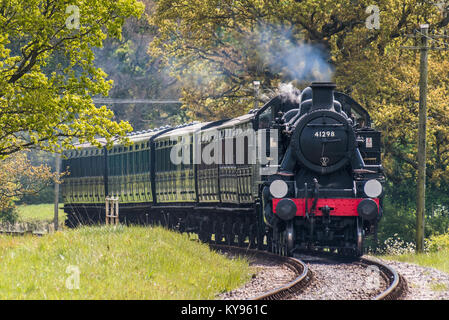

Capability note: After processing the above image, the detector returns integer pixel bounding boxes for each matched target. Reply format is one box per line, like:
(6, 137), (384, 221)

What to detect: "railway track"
(359, 256), (406, 300)
(210, 244), (311, 300)
(211, 244), (406, 300)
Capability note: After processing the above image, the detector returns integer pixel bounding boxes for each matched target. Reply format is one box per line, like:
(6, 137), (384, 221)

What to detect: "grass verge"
(380, 249), (449, 274)
(16, 203), (65, 223)
(0, 225), (251, 299)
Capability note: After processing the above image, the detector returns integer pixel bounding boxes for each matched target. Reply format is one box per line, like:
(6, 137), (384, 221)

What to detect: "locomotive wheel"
(224, 227), (234, 245)
(279, 230), (287, 256)
(199, 232), (210, 243)
(272, 228), (280, 255)
(256, 202), (265, 250)
(162, 212), (172, 229)
(272, 225), (289, 256)
(356, 218), (364, 257)
(237, 224), (246, 247)
(177, 218), (186, 233)
(249, 224), (257, 249)
(267, 230), (273, 253)
(271, 238), (278, 254)
(286, 221), (295, 256)
(213, 221), (222, 244)
(199, 220), (211, 243)
(222, 221), (233, 245)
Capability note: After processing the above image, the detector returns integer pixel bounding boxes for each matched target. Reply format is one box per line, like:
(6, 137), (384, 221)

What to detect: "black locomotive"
(62, 82), (384, 256)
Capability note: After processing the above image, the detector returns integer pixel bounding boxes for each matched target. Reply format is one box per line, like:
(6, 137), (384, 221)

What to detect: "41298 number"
(314, 131), (335, 138)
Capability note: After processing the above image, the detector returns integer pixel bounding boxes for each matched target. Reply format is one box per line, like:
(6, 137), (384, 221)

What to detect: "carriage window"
(144, 150), (149, 172)
(158, 148), (162, 172)
(110, 154), (114, 176)
(120, 153), (125, 175)
(136, 151), (141, 173)
(86, 156), (92, 176)
(157, 147), (163, 172)
(127, 152), (132, 175)
(97, 155), (103, 176)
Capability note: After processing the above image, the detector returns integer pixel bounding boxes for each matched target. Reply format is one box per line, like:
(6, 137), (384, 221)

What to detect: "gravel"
(219, 252), (389, 300)
(218, 254), (298, 300)
(218, 250), (449, 300)
(288, 254), (388, 300)
(371, 257), (449, 300)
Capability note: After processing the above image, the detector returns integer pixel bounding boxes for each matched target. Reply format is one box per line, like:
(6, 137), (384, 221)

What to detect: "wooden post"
(400, 24), (449, 253)
(105, 197), (109, 225)
(54, 153), (61, 231)
(105, 196), (119, 225)
(115, 198), (119, 225)
(416, 24), (429, 253)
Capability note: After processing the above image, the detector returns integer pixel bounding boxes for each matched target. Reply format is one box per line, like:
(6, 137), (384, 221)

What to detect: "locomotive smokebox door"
(290, 82), (356, 174)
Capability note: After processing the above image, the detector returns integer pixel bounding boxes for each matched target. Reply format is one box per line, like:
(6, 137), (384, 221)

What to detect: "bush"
(427, 232), (449, 252)
(376, 199), (417, 244)
(374, 234), (417, 255)
(18, 185), (58, 205)
(0, 206), (18, 224)
(0, 152), (58, 221)
(372, 185), (449, 252)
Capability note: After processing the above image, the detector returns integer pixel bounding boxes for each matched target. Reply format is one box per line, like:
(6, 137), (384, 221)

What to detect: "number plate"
(314, 131), (335, 138)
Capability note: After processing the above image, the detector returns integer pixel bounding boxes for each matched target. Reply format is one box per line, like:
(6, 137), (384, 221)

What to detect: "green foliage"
(381, 247), (449, 274)
(369, 185), (449, 253)
(377, 197), (417, 244)
(374, 179), (449, 242)
(0, 0), (146, 157)
(18, 185), (56, 205)
(15, 203), (65, 223)
(427, 232), (449, 253)
(95, 0), (185, 130)
(0, 206), (18, 224)
(375, 236), (416, 256)
(0, 152), (58, 221)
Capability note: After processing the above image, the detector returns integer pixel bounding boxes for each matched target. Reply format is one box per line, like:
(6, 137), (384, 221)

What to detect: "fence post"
(105, 196), (119, 225)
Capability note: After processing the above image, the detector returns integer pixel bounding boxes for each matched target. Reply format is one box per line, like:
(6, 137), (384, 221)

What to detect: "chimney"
(311, 82), (336, 110)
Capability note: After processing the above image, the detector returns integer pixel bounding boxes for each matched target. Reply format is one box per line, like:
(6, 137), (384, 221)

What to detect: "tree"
(0, 0), (145, 158)
(0, 152), (58, 222)
(149, 0), (449, 207)
(148, 0), (372, 119)
(95, 0), (186, 130)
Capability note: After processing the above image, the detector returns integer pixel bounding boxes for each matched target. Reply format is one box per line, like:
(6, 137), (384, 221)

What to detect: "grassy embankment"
(380, 250), (449, 274)
(378, 232), (449, 276)
(16, 203), (65, 223)
(0, 225), (252, 299)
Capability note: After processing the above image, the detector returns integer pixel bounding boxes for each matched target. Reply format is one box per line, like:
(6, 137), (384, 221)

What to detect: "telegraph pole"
(54, 153), (61, 231)
(416, 24), (429, 253)
(402, 24), (449, 253)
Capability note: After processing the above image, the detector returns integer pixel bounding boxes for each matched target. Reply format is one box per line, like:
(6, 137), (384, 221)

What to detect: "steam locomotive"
(62, 82), (384, 256)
